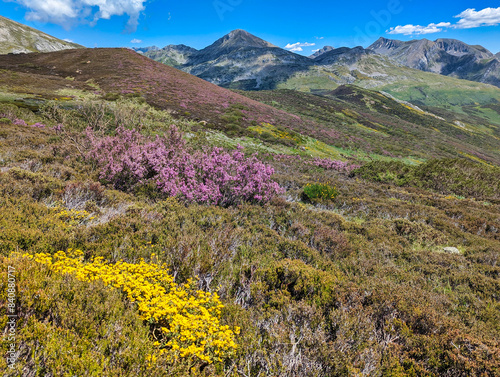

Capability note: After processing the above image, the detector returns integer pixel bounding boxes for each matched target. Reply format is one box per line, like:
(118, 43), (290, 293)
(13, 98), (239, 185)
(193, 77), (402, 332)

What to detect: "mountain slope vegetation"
(0, 46), (499, 377)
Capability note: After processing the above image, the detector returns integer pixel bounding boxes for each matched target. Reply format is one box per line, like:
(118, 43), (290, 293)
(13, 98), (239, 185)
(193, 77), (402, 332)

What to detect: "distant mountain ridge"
(139, 29), (313, 90)
(0, 15), (82, 54)
(369, 37), (500, 87)
(309, 46), (334, 58)
(133, 44), (197, 67)
(137, 30), (500, 98)
(312, 46), (375, 65)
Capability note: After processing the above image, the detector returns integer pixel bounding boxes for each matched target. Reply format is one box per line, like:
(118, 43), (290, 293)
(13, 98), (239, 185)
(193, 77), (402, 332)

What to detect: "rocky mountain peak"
(369, 37), (406, 51)
(214, 29), (277, 50)
(187, 29), (278, 64)
(310, 46), (334, 59)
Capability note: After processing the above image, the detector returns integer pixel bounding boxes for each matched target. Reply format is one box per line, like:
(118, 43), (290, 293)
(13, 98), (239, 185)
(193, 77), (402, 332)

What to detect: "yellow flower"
(25, 250), (239, 365)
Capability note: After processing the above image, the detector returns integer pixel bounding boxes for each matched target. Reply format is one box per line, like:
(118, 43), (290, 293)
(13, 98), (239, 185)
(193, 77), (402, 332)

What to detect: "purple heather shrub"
(13, 119), (27, 126)
(320, 129), (341, 140)
(310, 158), (349, 171)
(51, 124), (64, 133)
(273, 154), (358, 172)
(86, 127), (283, 206)
(30, 122), (46, 128)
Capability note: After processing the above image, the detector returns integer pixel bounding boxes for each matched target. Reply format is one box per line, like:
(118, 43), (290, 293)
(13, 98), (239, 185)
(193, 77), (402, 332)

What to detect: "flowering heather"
(273, 154), (359, 172)
(51, 123), (64, 133)
(87, 127), (283, 205)
(13, 118), (27, 126)
(310, 158), (360, 172)
(30, 122), (46, 128)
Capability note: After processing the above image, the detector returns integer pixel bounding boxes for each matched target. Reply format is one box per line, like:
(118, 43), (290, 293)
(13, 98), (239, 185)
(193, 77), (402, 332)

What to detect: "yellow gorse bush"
(23, 250), (239, 365)
(41, 207), (94, 231)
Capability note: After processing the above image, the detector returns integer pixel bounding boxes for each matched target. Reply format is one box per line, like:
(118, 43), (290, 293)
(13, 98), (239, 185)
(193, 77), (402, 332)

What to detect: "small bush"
(22, 250), (239, 366)
(62, 181), (106, 210)
(86, 126), (283, 206)
(302, 182), (339, 203)
(0, 117), (12, 124)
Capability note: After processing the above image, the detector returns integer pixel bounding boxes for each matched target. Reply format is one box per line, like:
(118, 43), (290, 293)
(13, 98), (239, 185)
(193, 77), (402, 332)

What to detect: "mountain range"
(131, 30), (500, 115)
(1, 14), (499, 98)
(134, 29), (500, 91)
(0, 15), (82, 54)
(369, 37), (500, 88)
(1, 16), (499, 144)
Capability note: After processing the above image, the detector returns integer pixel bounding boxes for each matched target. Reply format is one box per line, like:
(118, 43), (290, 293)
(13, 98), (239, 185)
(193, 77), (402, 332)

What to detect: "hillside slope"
(241, 86), (500, 164)
(0, 15), (82, 54)
(0, 48), (499, 165)
(0, 47), (315, 130)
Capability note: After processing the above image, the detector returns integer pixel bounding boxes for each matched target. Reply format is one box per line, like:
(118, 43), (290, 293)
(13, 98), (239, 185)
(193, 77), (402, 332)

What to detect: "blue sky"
(1, 1), (500, 55)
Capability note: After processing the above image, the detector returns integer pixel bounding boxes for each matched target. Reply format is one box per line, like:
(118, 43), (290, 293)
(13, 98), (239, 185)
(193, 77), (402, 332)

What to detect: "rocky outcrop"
(443, 247), (460, 254)
(369, 37), (500, 88)
(309, 46), (334, 59)
(139, 44), (197, 67)
(0, 15), (82, 54)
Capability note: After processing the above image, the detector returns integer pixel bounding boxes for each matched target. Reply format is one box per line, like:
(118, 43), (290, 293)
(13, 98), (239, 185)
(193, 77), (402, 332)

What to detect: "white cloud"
(285, 42), (315, 52)
(130, 38), (142, 43)
(387, 22), (451, 35)
(315, 36), (324, 40)
(387, 7), (500, 36)
(10, 0), (147, 32)
(63, 38), (74, 42)
(312, 49), (320, 52)
(454, 7), (500, 29)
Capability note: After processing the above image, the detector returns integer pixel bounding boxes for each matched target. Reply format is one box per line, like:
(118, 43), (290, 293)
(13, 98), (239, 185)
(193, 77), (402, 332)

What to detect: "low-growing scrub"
(0, 91), (499, 376)
(86, 126), (283, 206)
(352, 158), (500, 199)
(0, 254), (196, 376)
(302, 182), (339, 203)
(22, 250), (239, 367)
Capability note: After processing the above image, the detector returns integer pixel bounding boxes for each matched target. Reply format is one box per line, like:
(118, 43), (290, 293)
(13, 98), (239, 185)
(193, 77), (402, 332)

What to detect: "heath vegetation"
(0, 49), (499, 377)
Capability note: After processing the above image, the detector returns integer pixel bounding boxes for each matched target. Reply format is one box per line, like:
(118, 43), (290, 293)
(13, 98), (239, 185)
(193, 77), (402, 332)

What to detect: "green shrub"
(352, 158), (500, 199)
(302, 182), (339, 202)
(0, 117), (12, 124)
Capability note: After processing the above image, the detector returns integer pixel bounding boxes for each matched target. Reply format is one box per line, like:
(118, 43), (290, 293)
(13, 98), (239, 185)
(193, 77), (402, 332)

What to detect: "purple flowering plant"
(86, 126), (283, 206)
